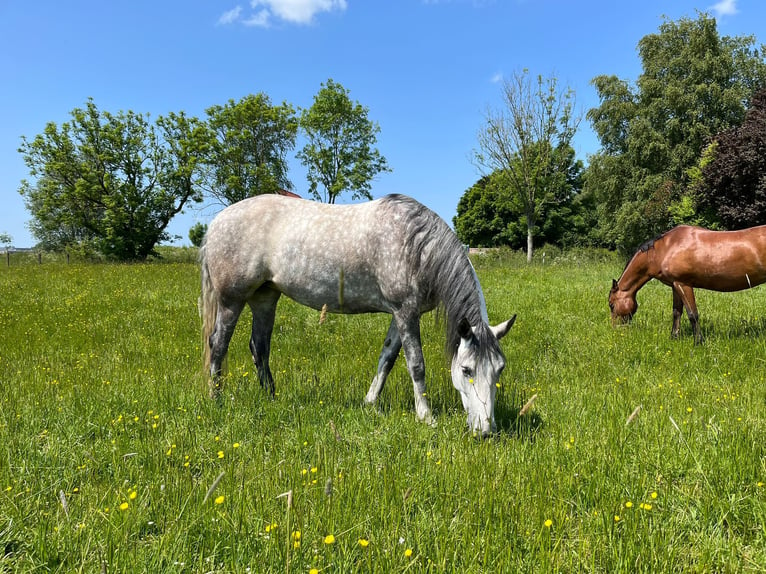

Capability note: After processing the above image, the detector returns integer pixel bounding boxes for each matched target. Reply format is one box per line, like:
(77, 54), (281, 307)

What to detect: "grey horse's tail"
(199, 244), (217, 378)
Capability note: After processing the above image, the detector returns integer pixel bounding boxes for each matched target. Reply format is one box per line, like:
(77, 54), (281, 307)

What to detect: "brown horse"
(609, 224), (766, 343)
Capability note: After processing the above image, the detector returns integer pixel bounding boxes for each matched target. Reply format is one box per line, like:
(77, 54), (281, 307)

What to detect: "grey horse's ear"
(491, 314), (516, 340)
(457, 317), (473, 340)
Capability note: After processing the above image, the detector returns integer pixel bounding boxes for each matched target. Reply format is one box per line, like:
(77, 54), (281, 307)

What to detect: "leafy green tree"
(0, 233), (11, 248)
(204, 94), (298, 205)
(694, 88), (766, 229)
(297, 79), (391, 204)
(454, 173), (521, 247)
(475, 70), (581, 262)
(586, 13), (766, 250)
(19, 99), (206, 260)
(189, 222), (208, 247)
(455, 145), (587, 249)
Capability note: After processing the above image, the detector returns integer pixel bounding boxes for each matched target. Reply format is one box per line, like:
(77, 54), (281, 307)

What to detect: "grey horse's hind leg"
(393, 310), (433, 424)
(248, 286), (281, 396)
(365, 317), (402, 404)
(209, 299), (246, 398)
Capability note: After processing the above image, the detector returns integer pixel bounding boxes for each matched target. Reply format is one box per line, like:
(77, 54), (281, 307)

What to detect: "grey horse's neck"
(468, 259), (489, 324)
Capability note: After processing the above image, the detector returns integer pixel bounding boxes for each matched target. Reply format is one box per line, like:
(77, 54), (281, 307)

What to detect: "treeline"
(19, 13), (766, 261)
(455, 13), (766, 255)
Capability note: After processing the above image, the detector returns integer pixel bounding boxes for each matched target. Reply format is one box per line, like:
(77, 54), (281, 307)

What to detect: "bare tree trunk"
(526, 227), (534, 263)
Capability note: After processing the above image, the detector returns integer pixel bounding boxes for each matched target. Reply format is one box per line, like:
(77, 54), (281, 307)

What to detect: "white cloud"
(265, 0), (347, 24)
(219, 0), (347, 28)
(490, 72), (503, 84)
(710, 0), (738, 18)
(218, 5), (243, 25)
(243, 9), (271, 27)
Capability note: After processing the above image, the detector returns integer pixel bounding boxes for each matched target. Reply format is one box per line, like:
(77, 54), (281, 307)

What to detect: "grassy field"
(1, 248), (765, 573)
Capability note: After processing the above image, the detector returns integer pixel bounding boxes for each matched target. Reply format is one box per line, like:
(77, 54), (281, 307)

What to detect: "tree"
(19, 99), (206, 260)
(475, 70), (581, 261)
(0, 233), (11, 249)
(204, 94), (298, 205)
(189, 222), (208, 247)
(455, 145), (587, 249)
(297, 79), (391, 204)
(586, 13), (766, 250)
(694, 88), (766, 229)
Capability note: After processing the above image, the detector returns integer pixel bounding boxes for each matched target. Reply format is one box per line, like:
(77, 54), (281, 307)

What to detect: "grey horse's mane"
(381, 194), (502, 360)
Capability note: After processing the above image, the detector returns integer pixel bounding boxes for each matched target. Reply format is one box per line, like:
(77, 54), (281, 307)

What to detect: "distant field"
(1, 249), (764, 572)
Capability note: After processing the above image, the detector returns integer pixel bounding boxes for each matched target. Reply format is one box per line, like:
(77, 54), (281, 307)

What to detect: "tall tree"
(694, 88), (766, 229)
(455, 145), (587, 249)
(475, 70), (581, 261)
(297, 79), (390, 204)
(586, 13), (766, 250)
(18, 99), (206, 260)
(204, 93), (298, 205)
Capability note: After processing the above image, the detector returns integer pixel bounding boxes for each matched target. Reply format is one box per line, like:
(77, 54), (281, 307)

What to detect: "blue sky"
(0, 0), (760, 247)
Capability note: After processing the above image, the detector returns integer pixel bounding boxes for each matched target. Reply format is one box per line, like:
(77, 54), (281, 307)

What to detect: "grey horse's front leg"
(394, 311), (433, 425)
(365, 317), (402, 404)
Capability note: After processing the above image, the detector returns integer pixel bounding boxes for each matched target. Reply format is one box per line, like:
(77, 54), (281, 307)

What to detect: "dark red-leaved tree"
(696, 88), (766, 229)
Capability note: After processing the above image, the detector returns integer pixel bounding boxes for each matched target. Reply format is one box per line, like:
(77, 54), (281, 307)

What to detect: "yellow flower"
(687, 407), (693, 413)
(292, 530), (301, 540)
(217, 451), (224, 459)
(614, 515), (621, 522)
(310, 569), (319, 574)
(651, 491), (658, 499)
(405, 548), (413, 558)
(324, 534), (335, 545)
(544, 519), (553, 528)
(214, 495), (224, 505)
(624, 501), (633, 508)
(358, 538), (370, 547)
(128, 490), (137, 500)
(119, 502), (129, 511)
(233, 442), (240, 449)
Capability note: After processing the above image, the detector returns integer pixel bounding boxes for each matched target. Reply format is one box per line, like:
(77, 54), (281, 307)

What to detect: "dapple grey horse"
(200, 194), (515, 435)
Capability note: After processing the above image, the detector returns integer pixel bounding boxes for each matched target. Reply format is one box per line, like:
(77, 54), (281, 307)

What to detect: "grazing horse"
(200, 193), (516, 435)
(609, 224), (766, 343)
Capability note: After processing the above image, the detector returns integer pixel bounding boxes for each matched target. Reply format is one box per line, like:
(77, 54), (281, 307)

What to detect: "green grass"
(1, 250), (765, 572)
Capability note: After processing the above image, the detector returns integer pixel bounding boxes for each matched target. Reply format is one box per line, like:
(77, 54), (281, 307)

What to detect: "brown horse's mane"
(619, 229), (672, 278)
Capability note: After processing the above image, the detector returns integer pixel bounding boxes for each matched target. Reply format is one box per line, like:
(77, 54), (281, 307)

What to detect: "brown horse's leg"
(671, 288), (683, 338)
(673, 282), (702, 343)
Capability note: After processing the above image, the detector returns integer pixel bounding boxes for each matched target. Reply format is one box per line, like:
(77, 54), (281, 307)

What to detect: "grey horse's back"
(202, 194), (431, 313)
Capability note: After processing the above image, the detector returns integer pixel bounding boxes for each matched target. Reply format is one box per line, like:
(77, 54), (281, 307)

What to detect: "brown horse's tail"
(199, 243), (217, 378)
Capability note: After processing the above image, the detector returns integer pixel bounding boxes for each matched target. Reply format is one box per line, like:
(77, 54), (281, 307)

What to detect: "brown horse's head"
(609, 279), (637, 323)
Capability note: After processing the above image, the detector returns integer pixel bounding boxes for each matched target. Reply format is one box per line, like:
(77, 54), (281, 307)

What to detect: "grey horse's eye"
(461, 366), (473, 378)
